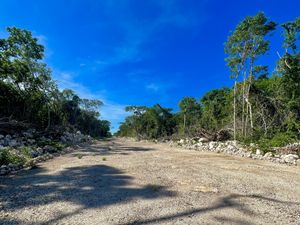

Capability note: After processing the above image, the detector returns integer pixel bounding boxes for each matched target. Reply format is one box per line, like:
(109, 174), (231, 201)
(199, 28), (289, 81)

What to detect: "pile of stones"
(0, 129), (93, 175)
(167, 138), (300, 166)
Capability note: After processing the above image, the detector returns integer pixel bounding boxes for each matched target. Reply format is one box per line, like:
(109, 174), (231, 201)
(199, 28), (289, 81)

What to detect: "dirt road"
(1, 138), (300, 225)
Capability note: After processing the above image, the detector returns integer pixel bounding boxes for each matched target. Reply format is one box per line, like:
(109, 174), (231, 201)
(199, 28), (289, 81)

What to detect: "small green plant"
(77, 154), (83, 159)
(24, 159), (37, 169)
(102, 157), (107, 161)
(0, 148), (27, 165)
(20, 146), (32, 159)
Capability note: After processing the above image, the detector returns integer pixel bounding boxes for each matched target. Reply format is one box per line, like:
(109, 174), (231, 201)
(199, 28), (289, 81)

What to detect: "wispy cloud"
(34, 33), (53, 59)
(146, 83), (160, 92)
(92, 0), (202, 69)
(53, 71), (130, 133)
(126, 69), (175, 96)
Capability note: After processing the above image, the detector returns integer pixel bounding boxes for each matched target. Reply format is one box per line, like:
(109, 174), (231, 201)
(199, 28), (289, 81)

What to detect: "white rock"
(209, 142), (217, 150)
(281, 154), (299, 163)
(197, 142), (203, 147)
(179, 139), (184, 144)
(256, 149), (262, 155)
(227, 145), (237, 152)
(199, 138), (209, 143)
(264, 152), (273, 158)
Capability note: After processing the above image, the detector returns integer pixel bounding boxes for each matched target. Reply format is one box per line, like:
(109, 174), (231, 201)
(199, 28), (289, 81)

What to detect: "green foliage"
(225, 12), (276, 79)
(20, 146), (32, 159)
(225, 12), (277, 139)
(0, 148), (27, 165)
(118, 104), (175, 139)
(77, 154), (83, 159)
(200, 88), (232, 131)
(282, 18), (300, 51)
(0, 27), (111, 138)
(178, 97), (202, 135)
(257, 133), (297, 152)
(117, 14), (300, 151)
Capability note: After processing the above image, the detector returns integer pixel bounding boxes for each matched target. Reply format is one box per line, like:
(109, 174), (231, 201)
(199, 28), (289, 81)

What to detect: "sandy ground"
(0, 138), (300, 225)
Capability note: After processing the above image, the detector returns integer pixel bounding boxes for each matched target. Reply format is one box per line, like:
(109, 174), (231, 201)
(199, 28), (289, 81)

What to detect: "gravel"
(0, 138), (299, 225)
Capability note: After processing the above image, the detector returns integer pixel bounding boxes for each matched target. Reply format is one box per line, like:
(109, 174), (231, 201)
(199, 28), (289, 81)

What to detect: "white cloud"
(93, 0), (203, 69)
(53, 71), (130, 133)
(34, 33), (54, 59)
(146, 83), (160, 92)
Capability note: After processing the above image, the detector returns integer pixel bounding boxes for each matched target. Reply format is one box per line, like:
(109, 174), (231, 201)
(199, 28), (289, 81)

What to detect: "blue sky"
(1, 0), (299, 133)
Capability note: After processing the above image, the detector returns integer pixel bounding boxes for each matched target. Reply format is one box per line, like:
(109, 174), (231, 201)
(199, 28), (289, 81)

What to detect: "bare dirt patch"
(1, 138), (300, 224)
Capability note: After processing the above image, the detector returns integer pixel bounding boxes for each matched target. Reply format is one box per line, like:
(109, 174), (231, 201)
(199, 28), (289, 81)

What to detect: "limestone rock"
(264, 152), (273, 158)
(256, 149), (262, 155)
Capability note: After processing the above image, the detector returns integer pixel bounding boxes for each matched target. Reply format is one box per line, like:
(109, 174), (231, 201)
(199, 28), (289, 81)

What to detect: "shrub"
(257, 132), (297, 152)
(0, 148), (27, 165)
(21, 146), (32, 159)
(77, 154), (83, 159)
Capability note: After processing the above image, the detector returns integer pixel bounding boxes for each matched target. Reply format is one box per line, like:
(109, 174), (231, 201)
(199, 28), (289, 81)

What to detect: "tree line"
(0, 27), (111, 138)
(116, 13), (300, 149)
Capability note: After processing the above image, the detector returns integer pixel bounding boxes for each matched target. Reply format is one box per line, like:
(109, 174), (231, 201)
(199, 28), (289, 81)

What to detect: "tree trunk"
(242, 71), (247, 137)
(233, 81), (237, 140)
(183, 112), (186, 135)
(45, 104), (51, 131)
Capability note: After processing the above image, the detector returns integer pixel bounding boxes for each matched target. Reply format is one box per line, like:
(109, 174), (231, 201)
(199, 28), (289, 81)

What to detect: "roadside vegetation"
(0, 27), (111, 138)
(116, 13), (300, 151)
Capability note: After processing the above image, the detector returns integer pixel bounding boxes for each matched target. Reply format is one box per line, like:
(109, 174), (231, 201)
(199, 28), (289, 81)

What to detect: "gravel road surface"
(1, 138), (300, 225)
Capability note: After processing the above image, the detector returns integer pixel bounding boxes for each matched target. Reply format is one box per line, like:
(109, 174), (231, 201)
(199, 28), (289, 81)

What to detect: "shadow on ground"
(1, 140), (299, 225)
(125, 194), (300, 225)
(0, 165), (174, 225)
(74, 141), (156, 157)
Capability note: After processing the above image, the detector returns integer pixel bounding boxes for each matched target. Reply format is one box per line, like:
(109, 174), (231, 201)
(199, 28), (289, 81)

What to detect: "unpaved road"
(1, 139), (300, 225)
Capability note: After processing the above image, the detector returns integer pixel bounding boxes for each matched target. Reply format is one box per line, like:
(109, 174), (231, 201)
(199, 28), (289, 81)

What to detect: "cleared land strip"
(1, 138), (300, 225)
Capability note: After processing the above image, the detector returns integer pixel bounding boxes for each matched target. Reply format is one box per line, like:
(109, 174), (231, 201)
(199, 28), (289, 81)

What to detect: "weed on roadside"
(77, 154), (83, 159)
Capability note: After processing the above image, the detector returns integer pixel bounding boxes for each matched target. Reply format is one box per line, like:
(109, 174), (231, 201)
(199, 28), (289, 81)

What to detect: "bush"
(21, 146), (32, 159)
(257, 132), (297, 152)
(0, 148), (27, 165)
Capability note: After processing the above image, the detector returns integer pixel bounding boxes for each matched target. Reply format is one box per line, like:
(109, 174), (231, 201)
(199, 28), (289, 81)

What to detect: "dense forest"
(0, 27), (111, 138)
(116, 13), (300, 150)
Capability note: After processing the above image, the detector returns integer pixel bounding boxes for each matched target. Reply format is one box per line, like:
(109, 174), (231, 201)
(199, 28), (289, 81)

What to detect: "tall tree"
(225, 12), (276, 138)
(277, 18), (300, 133)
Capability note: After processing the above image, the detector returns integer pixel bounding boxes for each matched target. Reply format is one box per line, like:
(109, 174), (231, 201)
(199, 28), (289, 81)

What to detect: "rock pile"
(0, 130), (92, 149)
(0, 129), (93, 175)
(0, 147), (76, 175)
(60, 131), (92, 144)
(166, 138), (300, 166)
